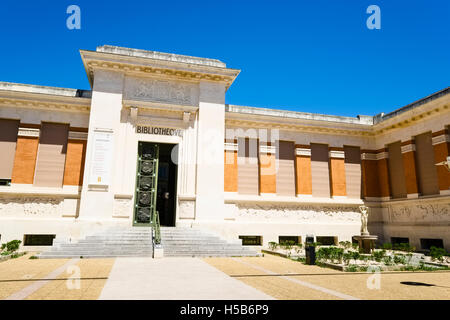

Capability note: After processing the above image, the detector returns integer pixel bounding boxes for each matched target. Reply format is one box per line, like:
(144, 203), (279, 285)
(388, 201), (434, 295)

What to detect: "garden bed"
(0, 252), (27, 262)
(0, 240), (25, 262)
(265, 240), (450, 272)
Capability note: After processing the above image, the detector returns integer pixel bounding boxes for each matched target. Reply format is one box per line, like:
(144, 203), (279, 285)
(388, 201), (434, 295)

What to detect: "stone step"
(163, 249), (257, 253)
(41, 250), (153, 256)
(39, 254), (153, 259)
(39, 226), (259, 258)
(163, 253), (261, 257)
(78, 239), (152, 244)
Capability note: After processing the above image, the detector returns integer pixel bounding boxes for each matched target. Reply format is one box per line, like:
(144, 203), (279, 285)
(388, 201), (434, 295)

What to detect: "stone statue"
(359, 205), (369, 235)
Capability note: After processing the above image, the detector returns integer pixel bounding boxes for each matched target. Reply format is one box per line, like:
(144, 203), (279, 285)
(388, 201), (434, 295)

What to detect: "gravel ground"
(0, 253), (114, 300)
(203, 254), (450, 300)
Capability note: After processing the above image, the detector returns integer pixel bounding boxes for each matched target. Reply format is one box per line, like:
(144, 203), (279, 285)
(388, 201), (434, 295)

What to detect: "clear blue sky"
(0, 0), (448, 116)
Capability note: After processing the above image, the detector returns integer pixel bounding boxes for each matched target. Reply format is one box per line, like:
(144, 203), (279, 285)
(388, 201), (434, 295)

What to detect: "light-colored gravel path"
(99, 257), (274, 300)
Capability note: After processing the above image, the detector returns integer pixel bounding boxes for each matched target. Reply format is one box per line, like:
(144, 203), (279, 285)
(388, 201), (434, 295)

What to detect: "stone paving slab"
(99, 257), (274, 300)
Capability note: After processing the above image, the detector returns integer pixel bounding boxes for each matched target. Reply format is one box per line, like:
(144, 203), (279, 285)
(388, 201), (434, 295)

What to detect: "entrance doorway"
(156, 143), (177, 227)
(133, 142), (177, 227)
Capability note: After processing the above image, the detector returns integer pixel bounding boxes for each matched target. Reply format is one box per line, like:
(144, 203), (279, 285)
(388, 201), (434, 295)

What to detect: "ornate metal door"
(134, 142), (159, 226)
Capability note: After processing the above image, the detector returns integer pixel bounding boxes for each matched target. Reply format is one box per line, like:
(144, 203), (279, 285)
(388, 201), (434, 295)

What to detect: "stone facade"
(0, 45), (449, 251)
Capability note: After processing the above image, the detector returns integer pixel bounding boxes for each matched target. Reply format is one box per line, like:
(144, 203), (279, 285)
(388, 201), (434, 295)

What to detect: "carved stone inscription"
(126, 78), (197, 106)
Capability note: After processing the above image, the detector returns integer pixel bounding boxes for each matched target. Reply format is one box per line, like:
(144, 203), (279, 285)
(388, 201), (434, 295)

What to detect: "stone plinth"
(153, 245), (164, 259)
(353, 235), (378, 254)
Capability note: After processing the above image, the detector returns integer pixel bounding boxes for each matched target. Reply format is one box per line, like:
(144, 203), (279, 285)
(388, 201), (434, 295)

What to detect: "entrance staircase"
(38, 228), (153, 259)
(38, 227), (260, 258)
(160, 227), (260, 257)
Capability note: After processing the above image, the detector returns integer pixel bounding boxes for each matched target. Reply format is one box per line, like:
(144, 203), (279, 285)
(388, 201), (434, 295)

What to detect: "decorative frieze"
(133, 78), (194, 105)
(387, 202), (450, 223)
(234, 204), (360, 222)
(0, 197), (63, 217)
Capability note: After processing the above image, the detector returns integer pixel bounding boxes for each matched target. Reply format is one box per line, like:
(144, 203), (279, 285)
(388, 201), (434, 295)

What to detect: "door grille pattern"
(134, 143), (159, 225)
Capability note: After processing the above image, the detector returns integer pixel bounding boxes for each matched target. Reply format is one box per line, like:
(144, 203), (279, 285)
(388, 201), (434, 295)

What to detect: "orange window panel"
(330, 158), (347, 196)
(11, 137), (39, 184)
(295, 156), (312, 195)
(63, 139), (87, 186)
(259, 153), (276, 194)
(224, 150), (238, 192)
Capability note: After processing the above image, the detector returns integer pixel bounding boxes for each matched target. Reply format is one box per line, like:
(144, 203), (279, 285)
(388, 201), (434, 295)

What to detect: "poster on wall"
(89, 129), (114, 187)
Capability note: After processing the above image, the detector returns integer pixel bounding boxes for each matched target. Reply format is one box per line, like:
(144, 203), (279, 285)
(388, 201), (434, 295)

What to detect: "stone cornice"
(226, 92), (449, 138)
(80, 50), (240, 89)
(122, 99), (198, 114)
(225, 118), (374, 137)
(372, 95), (449, 136)
(0, 90), (91, 113)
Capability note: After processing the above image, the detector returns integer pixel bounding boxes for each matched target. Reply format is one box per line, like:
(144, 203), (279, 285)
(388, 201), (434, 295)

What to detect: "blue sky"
(0, 0), (448, 116)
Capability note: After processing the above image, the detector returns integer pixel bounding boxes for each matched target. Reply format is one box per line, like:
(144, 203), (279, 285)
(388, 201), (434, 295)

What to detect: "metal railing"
(152, 210), (161, 245)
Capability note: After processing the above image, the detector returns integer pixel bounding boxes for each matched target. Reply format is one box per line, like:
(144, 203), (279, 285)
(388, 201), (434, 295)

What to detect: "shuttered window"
(237, 137), (259, 195)
(276, 141), (295, 196)
(311, 143), (331, 198)
(33, 123), (69, 187)
(387, 141), (407, 199)
(415, 132), (439, 195)
(0, 119), (19, 180)
(344, 146), (362, 198)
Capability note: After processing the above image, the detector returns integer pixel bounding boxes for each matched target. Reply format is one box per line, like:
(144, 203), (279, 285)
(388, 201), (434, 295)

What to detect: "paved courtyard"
(0, 253), (449, 300)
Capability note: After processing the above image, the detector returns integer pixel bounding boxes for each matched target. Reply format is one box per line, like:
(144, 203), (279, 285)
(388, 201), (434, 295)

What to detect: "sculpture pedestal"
(353, 235), (378, 254)
(153, 245), (164, 259)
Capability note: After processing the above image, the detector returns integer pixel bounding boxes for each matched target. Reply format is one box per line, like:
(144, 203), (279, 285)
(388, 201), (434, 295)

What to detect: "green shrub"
(393, 243), (415, 253)
(358, 266), (368, 272)
(6, 240), (21, 253)
(351, 243), (359, 250)
(1, 243), (6, 251)
(350, 251), (360, 263)
(372, 250), (386, 262)
(332, 248), (344, 263)
(317, 247), (344, 263)
(280, 240), (295, 257)
(393, 254), (406, 264)
(382, 243), (392, 250)
(268, 242), (278, 251)
(339, 241), (352, 249)
(317, 247), (330, 261)
(346, 265), (358, 272)
(29, 255), (38, 259)
(343, 252), (352, 265)
(429, 246), (447, 262)
(383, 256), (393, 266)
(294, 243), (303, 255)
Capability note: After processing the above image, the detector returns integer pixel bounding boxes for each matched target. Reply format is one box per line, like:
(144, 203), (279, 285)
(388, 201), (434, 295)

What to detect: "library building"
(0, 45), (449, 257)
